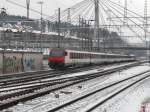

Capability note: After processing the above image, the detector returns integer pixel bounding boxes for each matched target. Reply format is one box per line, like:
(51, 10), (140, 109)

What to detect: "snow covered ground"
(94, 74), (150, 112)
(3, 64), (150, 112)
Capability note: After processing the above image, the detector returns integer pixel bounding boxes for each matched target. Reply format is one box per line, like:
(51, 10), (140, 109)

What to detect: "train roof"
(50, 48), (132, 57)
(67, 49), (128, 56)
(49, 48), (135, 57)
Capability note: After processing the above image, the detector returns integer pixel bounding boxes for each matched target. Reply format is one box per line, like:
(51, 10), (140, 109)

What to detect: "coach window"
(75, 53), (77, 59)
(73, 53), (75, 59)
(80, 54), (82, 59)
(71, 53), (74, 59)
(73, 53), (76, 59)
(93, 54), (95, 59)
(108, 55), (111, 58)
(70, 53), (72, 58)
(72, 53), (74, 59)
(78, 53), (80, 59)
(77, 53), (79, 59)
(109, 55), (112, 58)
(81, 53), (83, 59)
(79, 53), (81, 59)
(82, 53), (83, 59)
(82, 53), (84, 59)
(76, 53), (78, 59)
(83, 53), (85, 59)
(92, 54), (94, 58)
(93, 54), (95, 58)
(101, 55), (104, 58)
(96, 55), (98, 58)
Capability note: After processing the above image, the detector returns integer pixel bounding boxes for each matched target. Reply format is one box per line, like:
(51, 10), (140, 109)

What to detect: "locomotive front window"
(50, 50), (65, 57)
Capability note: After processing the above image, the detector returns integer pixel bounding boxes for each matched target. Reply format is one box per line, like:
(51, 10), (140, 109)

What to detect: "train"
(48, 48), (136, 69)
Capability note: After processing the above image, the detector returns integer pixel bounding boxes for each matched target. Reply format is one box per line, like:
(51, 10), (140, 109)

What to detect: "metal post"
(66, 8), (72, 43)
(87, 20), (90, 51)
(2, 51), (4, 74)
(144, 0), (149, 64)
(79, 15), (81, 50)
(41, 3), (43, 52)
(94, 0), (100, 51)
(26, 0), (30, 50)
(81, 18), (84, 50)
(124, 0), (128, 25)
(58, 8), (61, 48)
(26, 0), (30, 20)
(37, 1), (44, 52)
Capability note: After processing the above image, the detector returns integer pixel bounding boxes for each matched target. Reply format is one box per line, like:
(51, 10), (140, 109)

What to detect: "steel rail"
(48, 63), (149, 112)
(0, 61), (143, 110)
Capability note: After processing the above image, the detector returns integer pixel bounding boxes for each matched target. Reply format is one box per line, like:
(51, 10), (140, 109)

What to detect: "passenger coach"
(48, 48), (135, 69)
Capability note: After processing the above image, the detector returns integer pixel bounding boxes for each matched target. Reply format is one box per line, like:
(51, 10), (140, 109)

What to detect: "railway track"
(0, 64), (104, 88)
(0, 62), (134, 89)
(84, 72), (150, 112)
(0, 61), (143, 111)
(0, 65), (96, 80)
(0, 62), (140, 93)
(47, 66), (150, 112)
(0, 61), (135, 81)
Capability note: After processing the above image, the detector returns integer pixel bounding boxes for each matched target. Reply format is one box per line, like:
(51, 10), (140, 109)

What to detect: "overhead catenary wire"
(5, 0), (149, 44)
(68, 0), (92, 23)
(6, 0), (51, 18)
(103, 0), (150, 37)
(49, 0), (90, 22)
(108, 0), (148, 20)
(99, 0), (146, 43)
(106, 0), (147, 24)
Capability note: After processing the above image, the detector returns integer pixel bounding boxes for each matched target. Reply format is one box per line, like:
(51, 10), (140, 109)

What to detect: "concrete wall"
(23, 52), (43, 72)
(0, 51), (43, 74)
(3, 52), (23, 74)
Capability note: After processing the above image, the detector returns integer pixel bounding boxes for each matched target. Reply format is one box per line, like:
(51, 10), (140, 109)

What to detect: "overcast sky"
(0, 0), (82, 18)
(0, 0), (149, 19)
(0, 0), (149, 43)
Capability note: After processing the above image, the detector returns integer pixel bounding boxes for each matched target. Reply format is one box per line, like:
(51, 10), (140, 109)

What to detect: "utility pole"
(144, 0), (149, 63)
(58, 8), (61, 48)
(67, 8), (71, 25)
(82, 18), (84, 49)
(94, 0), (100, 51)
(107, 9), (113, 52)
(26, 0), (30, 20)
(124, 0), (128, 25)
(87, 20), (90, 51)
(25, 0), (30, 50)
(37, 1), (44, 52)
(67, 8), (71, 38)
(79, 15), (81, 50)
